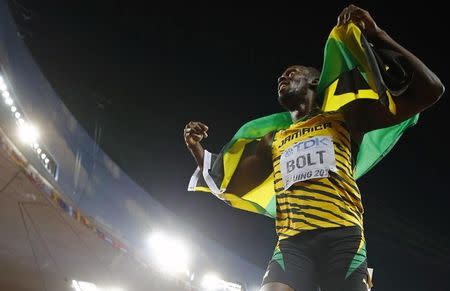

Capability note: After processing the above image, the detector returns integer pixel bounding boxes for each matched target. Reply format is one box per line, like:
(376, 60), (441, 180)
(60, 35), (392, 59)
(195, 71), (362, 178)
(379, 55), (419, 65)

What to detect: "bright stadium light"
(222, 280), (242, 291)
(36, 148), (42, 154)
(201, 273), (242, 291)
(0, 79), (6, 91)
(4, 95), (13, 106)
(15, 111), (21, 119)
(78, 282), (98, 291)
(18, 118), (25, 125)
(148, 231), (190, 275)
(71, 280), (98, 291)
(2, 90), (10, 98)
(32, 142), (39, 149)
(201, 273), (221, 290)
(45, 158), (50, 164)
(71, 280), (83, 291)
(71, 280), (125, 291)
(11, 105), (17, 112)
(41, 153), (46, 159)
(18, 123), (39, 144)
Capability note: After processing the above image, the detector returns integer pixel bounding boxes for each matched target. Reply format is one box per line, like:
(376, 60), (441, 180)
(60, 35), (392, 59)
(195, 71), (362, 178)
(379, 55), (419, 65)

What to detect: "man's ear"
(309, 78), (319, 87)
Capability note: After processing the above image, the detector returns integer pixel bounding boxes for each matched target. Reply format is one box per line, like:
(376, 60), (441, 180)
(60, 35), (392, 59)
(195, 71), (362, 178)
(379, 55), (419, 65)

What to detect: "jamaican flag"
(188, 23), (418, 218)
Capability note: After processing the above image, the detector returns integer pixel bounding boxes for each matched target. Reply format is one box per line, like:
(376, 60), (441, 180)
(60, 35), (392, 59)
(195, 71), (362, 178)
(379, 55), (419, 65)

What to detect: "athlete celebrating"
(184, 5), (444, 291)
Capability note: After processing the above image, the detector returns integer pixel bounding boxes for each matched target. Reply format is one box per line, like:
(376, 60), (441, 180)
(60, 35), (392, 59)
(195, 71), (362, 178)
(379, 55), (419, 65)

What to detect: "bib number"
(280, 136), (337, 190)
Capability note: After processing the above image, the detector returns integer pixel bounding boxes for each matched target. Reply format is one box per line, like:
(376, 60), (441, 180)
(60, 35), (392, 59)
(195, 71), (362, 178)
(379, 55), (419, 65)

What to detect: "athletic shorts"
(261, 226), (371, 291)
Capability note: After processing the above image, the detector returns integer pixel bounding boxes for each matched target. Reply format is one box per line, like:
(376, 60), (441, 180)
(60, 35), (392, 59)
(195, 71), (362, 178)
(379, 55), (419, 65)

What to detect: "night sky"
(9, 1), (450, 290)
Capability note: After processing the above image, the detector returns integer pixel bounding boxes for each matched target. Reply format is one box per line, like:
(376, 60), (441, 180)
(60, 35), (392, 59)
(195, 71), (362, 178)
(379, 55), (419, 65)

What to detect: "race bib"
(280, 136), (337, 190)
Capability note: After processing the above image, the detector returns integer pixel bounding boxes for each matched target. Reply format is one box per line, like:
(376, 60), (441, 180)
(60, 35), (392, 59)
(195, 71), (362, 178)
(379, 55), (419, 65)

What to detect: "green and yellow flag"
(188, 23), (418, 218)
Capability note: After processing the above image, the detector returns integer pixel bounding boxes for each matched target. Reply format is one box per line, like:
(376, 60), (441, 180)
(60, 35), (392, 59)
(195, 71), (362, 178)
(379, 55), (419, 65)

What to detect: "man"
(184, 5), (444, 291)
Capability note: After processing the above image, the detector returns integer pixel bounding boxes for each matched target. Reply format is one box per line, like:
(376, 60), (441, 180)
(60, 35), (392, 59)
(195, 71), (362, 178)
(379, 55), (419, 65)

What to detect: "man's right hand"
(184, 121), (209, 148)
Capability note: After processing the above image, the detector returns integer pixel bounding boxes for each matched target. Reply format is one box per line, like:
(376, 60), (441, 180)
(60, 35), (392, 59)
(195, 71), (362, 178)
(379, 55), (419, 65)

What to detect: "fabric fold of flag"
(188, 23), (418, 218)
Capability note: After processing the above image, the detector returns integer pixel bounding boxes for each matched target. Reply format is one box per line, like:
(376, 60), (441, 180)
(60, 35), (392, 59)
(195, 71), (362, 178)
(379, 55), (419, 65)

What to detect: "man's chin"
(279, 100), (300, 112)
(278, 92), (302, 111)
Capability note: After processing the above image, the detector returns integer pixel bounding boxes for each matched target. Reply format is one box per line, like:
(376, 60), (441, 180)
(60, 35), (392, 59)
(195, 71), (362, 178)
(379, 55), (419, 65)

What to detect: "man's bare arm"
(184, 121), (208, 169)
(184, 122), (273, 197)
(337, 5), (445, 137)
(226, 133), (274, 197)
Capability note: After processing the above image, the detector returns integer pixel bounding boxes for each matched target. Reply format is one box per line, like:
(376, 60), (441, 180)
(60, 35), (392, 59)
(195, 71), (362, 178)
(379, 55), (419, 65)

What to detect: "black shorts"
(262, 226), (371, 291)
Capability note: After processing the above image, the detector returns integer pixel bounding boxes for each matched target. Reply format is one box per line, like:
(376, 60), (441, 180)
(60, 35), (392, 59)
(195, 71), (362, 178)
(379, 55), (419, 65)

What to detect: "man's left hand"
(337, 5), (382, 38)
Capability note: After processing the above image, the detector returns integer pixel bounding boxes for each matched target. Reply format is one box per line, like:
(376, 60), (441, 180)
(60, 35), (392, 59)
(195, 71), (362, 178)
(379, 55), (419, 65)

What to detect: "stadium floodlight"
(41, 153), (46, 159)
(201, 273), (242, 291)
(222, 280), (242, 291)
(148, 231), (190, 275)
(15, 112), (21, 119)
(2, 90), (10, 98)
(18, 123), (39, 144)
(71, 280), (83, 291)
(0, 79), (6, 91)
(201, 273), (222, 290)
(11, 105), (17, 112)
(45, 158), (50, 164)
(71, 280), (125, 291)
(4, 95), (13, 106)
(71, 280), (99, 291)
(36, 148), (42, 154)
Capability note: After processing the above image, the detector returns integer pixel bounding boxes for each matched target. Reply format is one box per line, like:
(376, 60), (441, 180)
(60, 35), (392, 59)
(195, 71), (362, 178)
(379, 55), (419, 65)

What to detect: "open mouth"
(278, 81), (289, 92)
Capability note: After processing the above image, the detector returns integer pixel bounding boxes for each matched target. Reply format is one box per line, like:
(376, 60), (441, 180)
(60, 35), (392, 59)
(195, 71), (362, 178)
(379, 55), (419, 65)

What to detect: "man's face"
(277, 66), (318, 111)
(278, 66), (312, 96)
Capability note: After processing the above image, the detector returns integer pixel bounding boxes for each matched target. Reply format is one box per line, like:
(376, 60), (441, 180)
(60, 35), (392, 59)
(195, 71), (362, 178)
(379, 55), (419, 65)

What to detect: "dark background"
(9, 1), (450, 290)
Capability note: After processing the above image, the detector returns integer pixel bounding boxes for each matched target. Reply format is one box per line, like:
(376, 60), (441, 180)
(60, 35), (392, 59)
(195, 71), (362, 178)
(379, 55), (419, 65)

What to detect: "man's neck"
(290, 106), (321, 123)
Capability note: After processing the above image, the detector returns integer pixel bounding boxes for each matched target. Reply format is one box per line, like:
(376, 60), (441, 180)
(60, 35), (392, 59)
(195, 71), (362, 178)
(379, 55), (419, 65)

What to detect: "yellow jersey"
(272, 110), (363, 239)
